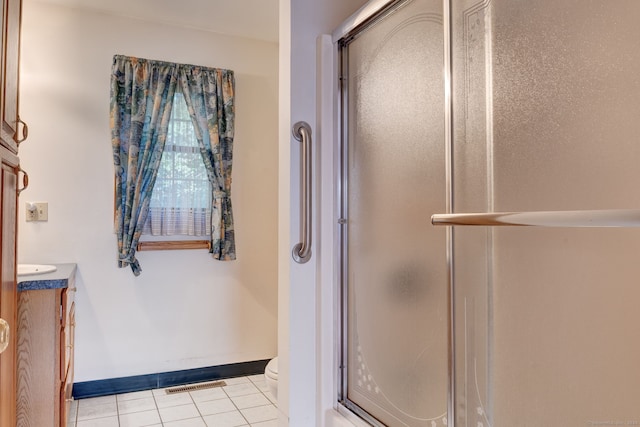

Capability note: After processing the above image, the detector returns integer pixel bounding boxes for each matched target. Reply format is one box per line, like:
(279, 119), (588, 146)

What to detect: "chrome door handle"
(292, 121), (313, 264)
(0, 318), (9, 354)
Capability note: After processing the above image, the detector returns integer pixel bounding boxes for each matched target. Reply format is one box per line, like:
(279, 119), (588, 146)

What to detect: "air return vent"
(164, 380), (227, 394)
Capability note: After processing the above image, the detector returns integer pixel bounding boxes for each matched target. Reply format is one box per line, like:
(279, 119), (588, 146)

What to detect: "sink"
(17, 264), (57, 276)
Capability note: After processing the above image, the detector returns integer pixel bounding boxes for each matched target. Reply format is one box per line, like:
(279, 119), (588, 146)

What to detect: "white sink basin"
(17, 264), (57, 276)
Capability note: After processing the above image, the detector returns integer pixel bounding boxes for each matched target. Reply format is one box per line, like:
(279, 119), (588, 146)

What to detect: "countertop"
(17, 263), (77, 292)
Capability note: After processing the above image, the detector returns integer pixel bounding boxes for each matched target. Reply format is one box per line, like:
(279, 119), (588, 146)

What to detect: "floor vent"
(165, 380), (227, 394)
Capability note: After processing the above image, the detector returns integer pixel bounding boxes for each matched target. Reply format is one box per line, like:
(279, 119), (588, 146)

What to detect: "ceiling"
(36, 0), (279, 43)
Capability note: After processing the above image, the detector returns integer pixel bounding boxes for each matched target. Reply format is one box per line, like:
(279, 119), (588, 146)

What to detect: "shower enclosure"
(337, 0), (640, 426)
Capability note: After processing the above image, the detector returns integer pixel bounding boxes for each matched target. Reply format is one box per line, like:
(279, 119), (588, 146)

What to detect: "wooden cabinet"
(16, 273), (76, 427)
(1, 0), (23, 154)
(0, 0), (23, 425)
(0, 150), (18, 427)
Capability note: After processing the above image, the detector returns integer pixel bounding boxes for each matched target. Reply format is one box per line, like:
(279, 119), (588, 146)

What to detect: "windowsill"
(136, 240), (210, 251)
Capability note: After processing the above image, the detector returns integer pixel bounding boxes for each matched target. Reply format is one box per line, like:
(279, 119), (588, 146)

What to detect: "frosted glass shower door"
(338, 0), (447, 426)
(450, 1), (640, 426)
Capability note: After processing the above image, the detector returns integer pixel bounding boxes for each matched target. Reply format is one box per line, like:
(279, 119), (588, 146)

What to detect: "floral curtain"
(111, 54), (236, 275)
(111, 55), (179, 275)
(179, 66), (236, 260)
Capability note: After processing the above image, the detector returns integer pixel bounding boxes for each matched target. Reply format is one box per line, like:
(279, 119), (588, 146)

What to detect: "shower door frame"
(336, 4), (415, 424)
(334, 0), (455, 425)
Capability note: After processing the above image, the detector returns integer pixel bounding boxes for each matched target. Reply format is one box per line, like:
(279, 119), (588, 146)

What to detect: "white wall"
(18, 0), (279, 382)
(278, 0), (367, 425)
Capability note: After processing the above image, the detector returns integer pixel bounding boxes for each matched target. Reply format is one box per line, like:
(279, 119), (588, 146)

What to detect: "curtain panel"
(111, 55), (178, 275)
(179, 66), (236, 260)
(110, 54), (236, 275)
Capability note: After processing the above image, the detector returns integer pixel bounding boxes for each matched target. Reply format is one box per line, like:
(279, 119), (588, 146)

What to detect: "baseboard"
(72, 359), (271, 399)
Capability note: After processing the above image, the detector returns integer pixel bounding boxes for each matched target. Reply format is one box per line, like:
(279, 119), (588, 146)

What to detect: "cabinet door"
(0, 150), (18, 427)
(0, 0), (21, 153)
(0, 0), (21, 423)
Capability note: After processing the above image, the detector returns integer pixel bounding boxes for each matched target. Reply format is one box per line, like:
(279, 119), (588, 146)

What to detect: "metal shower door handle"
(431, 209), (640, 227)
(292, 121), (312, 264)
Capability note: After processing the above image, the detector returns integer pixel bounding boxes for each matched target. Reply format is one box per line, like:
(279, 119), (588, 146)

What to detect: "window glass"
(143, 92), (211, 236)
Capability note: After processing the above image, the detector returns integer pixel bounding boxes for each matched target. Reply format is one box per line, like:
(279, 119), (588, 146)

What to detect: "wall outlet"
(25, 202), (48, 222)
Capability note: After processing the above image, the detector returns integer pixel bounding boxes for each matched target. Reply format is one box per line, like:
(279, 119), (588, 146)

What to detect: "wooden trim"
(136, 240), (211, 251)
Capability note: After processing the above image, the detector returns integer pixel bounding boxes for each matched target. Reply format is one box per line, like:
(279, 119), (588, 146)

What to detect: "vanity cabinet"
(16, 267), (76, 427)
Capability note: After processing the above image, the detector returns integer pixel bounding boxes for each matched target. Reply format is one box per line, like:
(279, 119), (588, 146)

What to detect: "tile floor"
(68, 374), (278, 427)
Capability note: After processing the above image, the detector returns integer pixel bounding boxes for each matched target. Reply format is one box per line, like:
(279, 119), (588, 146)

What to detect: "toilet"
(264, 357), (278, 399)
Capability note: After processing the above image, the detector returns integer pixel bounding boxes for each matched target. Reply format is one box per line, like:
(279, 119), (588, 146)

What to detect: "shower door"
(446, 0), (640, 426)
(337, 0), (448, 425)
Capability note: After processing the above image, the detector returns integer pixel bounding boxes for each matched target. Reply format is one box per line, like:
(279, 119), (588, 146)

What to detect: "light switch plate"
(25, 202), (48, 222)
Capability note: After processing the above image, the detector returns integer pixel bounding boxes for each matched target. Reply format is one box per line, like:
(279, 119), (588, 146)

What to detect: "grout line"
(225, 377), (252, 425)
(185, 386), (204, 424)
(151, 386), (162, 426)
(115, 394), (121, 427)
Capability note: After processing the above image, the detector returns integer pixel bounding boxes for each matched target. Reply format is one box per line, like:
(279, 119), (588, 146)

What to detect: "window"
(142, 91), (212, 237)
(112, 55), (236, 274)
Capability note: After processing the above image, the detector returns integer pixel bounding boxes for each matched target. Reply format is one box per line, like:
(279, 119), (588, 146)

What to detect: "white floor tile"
(250, 420), (279, 427)
(77, 401), (118, 421)
(222, 376), (250, 385)
(69, 378), (276, 427)
(230, 393), (270, 410)
(119, 409), (162, 427)
(152, 388), (170, 397)
(246, 374), (265, 383)
(265, 393), (277, 405)
(76, 415), (119, 427)
(69, 400), (78, 421)
(202, 410), (248, 427)
(155, 392), (194, 408)
(250, 379), (269, 392)
(223, 383), (261, 398)
(240, 405), (278, 424)
(78, 395), (117, 408)
(195, 397), (236, 416)
(117, 390), (154, 401)
(190, 387), (227, 403)
(164, 417), (207, 427)
(118, 397), (157, 414)
(159, 403), (201, 423)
